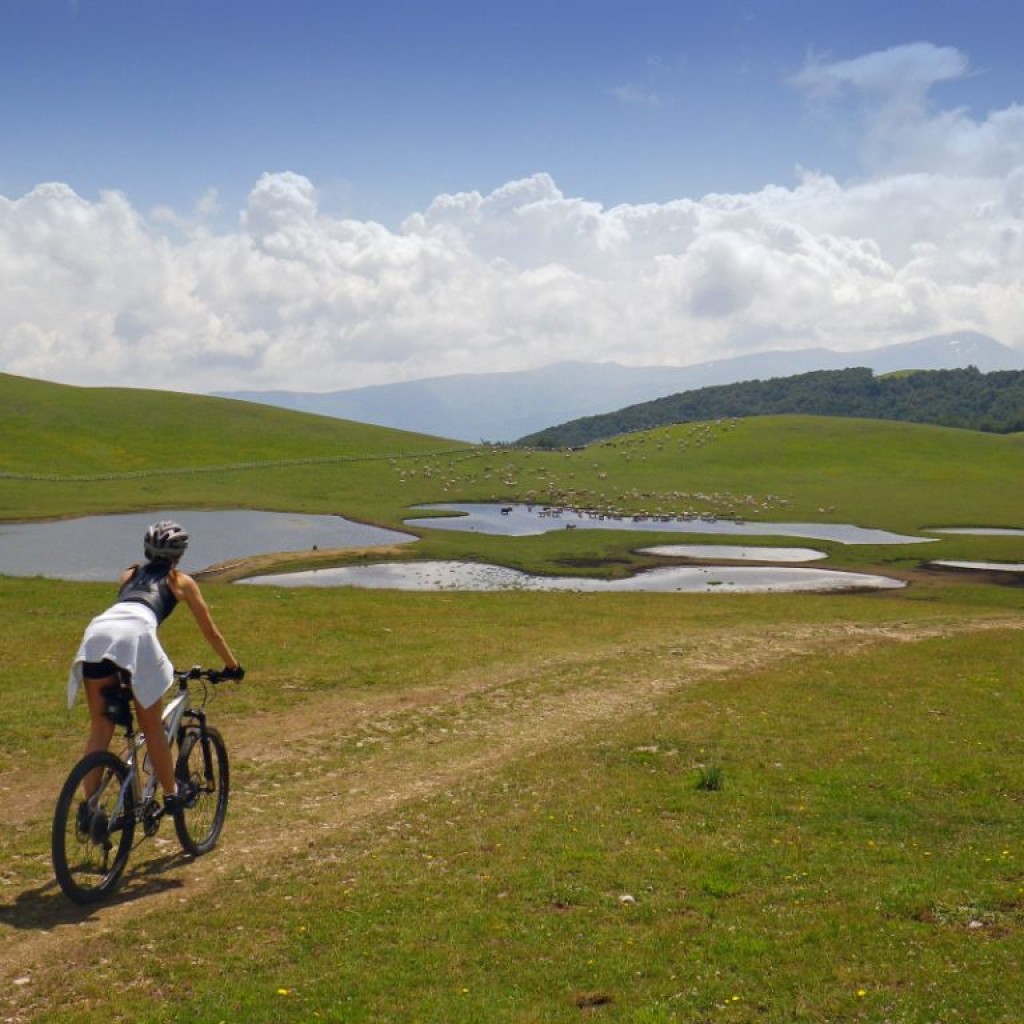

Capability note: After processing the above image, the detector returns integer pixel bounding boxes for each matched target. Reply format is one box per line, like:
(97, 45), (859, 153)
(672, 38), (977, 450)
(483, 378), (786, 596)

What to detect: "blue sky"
(2, 0), (1023, 391)
(5, 0), (1020, 222)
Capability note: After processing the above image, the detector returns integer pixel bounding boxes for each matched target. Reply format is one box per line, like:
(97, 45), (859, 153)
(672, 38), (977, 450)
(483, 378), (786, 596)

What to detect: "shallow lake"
(0, 510), (414, 581)
(238, 560), (904, 594)
(405, 503), (934, 545)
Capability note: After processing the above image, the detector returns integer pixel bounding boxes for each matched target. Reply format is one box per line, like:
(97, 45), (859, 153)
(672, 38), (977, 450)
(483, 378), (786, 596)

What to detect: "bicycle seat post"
(101, 675), (135, 739)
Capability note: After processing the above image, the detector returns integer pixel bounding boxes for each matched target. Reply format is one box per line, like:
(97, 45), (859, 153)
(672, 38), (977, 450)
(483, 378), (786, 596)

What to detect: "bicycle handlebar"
(175, 665), (245, 684)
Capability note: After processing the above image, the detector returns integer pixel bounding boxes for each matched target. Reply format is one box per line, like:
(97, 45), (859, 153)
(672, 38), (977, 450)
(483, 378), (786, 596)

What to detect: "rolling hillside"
(3, 373), (1023, 548)
(4, 377), (1024, 1024)
(518, 366), (1024, 448)
(0, 372), (462, 477)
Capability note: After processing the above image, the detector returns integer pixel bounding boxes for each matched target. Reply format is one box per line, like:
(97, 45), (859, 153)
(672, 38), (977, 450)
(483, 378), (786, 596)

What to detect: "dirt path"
(2, 614), (1020, 1018)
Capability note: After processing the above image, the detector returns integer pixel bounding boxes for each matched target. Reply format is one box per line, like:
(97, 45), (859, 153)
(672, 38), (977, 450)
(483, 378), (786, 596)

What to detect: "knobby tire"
(52, 751), (135, 904)
(173, 725), (229, 855)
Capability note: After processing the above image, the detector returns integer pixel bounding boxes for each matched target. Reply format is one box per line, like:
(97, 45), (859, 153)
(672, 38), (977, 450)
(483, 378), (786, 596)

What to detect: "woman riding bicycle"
(67, 520), (243, 815)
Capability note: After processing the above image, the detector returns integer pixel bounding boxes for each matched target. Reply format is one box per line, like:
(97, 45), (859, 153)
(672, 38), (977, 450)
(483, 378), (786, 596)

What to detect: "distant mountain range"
(215, 331), (1023, 442)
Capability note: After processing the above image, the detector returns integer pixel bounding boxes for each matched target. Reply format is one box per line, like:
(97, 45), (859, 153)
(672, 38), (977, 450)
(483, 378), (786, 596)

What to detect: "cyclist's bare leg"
(81, 677), (117, 798)
(134, 698), (177, 797)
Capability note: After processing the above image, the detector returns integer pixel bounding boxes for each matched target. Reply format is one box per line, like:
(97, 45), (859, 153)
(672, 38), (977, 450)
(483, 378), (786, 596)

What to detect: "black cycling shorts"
(82, 658), (121, 680)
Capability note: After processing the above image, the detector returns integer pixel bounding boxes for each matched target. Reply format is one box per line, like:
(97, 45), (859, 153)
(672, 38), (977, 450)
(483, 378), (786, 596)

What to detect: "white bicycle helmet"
(143, 520), (189, 562)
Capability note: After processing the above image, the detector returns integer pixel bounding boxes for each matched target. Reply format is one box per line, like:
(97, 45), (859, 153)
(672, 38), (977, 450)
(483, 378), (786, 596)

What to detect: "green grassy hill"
(4, 373), (1024, 1022)
(0, 372), (472, 523)
(2, 373), (1022, 579)
(519, 366), (1024, 447)
(0, 372), (459, 475)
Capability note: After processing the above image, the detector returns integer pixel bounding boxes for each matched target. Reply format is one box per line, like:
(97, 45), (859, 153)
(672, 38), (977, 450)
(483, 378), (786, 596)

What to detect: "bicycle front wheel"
(52, 751), (135, 904)
(173, 725), (229, 855)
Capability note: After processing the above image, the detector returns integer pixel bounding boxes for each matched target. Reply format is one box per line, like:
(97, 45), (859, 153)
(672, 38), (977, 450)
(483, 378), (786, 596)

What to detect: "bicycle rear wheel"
(173, 725), (229, 855)
(52, 751), (135, 904)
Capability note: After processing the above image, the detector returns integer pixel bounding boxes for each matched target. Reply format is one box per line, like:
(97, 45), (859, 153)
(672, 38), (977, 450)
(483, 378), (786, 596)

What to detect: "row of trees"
(517, 367), (1024, 448)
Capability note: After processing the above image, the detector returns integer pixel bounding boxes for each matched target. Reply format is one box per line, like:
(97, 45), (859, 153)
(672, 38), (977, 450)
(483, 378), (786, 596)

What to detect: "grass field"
(1, 374), (1023, 1022)
(3, 372), (1023, 581)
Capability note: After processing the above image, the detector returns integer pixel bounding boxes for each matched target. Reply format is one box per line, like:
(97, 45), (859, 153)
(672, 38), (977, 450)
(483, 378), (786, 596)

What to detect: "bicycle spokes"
(52, 751), (136, 904)
(173, 726), (230, 856)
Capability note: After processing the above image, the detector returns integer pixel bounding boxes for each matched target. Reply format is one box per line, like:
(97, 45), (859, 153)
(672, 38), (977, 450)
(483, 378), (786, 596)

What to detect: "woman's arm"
(171, 572), (240, 669)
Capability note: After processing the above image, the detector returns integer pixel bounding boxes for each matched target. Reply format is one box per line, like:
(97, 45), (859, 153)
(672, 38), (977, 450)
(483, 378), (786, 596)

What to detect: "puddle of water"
(926, 527), (1024, 536)
(238, 560), (904, 593)
(0, 510), (414, 581)
(932, 560), (1024, 572)
(406, 503), (934, 546)
(640, 545), (826, 562)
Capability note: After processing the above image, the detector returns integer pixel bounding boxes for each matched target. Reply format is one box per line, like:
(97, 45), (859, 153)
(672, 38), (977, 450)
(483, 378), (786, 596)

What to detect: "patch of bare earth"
(2, 615), (1019, 1019)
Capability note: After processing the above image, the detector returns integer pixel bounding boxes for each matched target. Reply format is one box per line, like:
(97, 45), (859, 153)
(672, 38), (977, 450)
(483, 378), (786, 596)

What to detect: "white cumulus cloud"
(790, 41), (970, 101)
(791, 42), (1024, 178)
(2, 43), (1023, 393)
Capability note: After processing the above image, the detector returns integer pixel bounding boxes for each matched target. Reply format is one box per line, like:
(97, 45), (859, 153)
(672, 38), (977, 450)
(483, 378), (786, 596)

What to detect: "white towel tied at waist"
(68, 602), (173, 710)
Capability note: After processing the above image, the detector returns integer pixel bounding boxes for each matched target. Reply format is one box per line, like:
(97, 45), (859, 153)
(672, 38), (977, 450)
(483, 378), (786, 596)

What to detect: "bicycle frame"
(106, 673), (206, 836)
(53, 664), (235, 904)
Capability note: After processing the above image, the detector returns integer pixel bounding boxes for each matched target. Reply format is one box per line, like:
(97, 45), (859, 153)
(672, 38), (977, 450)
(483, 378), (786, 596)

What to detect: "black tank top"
(117, 561), (179, 624)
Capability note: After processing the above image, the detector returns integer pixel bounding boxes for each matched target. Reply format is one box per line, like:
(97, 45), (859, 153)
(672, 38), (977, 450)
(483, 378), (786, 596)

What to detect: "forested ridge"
(517, 366), (1024, 447)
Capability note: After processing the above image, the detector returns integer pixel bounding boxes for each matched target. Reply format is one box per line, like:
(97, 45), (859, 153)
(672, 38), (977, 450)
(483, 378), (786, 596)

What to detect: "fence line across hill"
(0, 447), (481, 483)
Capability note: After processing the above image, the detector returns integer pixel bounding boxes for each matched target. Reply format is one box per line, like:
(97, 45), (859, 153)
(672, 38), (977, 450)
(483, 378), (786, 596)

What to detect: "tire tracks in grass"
(2, 613), (1020, 1019)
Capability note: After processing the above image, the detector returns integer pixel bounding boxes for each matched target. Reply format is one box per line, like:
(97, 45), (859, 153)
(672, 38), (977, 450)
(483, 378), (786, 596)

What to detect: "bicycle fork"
(179, 709), (216, 802)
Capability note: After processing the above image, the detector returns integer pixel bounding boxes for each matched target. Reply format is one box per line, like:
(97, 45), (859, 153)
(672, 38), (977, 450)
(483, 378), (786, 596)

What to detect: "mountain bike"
(51, 666), (237, 904)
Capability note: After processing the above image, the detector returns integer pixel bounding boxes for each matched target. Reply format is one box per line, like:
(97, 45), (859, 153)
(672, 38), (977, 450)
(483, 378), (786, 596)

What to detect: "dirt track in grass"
(2, 613), (1020, 1020)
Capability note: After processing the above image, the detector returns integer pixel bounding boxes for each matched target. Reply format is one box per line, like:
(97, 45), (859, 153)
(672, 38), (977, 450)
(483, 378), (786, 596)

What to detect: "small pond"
(238, 560), (905, 594)
(926, 527), (1024, 536)
(0, 510), (414, 581)
(640, 545), (826, 562)
(932, 560), (1024, 573)
(405, 503), (934, 546)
